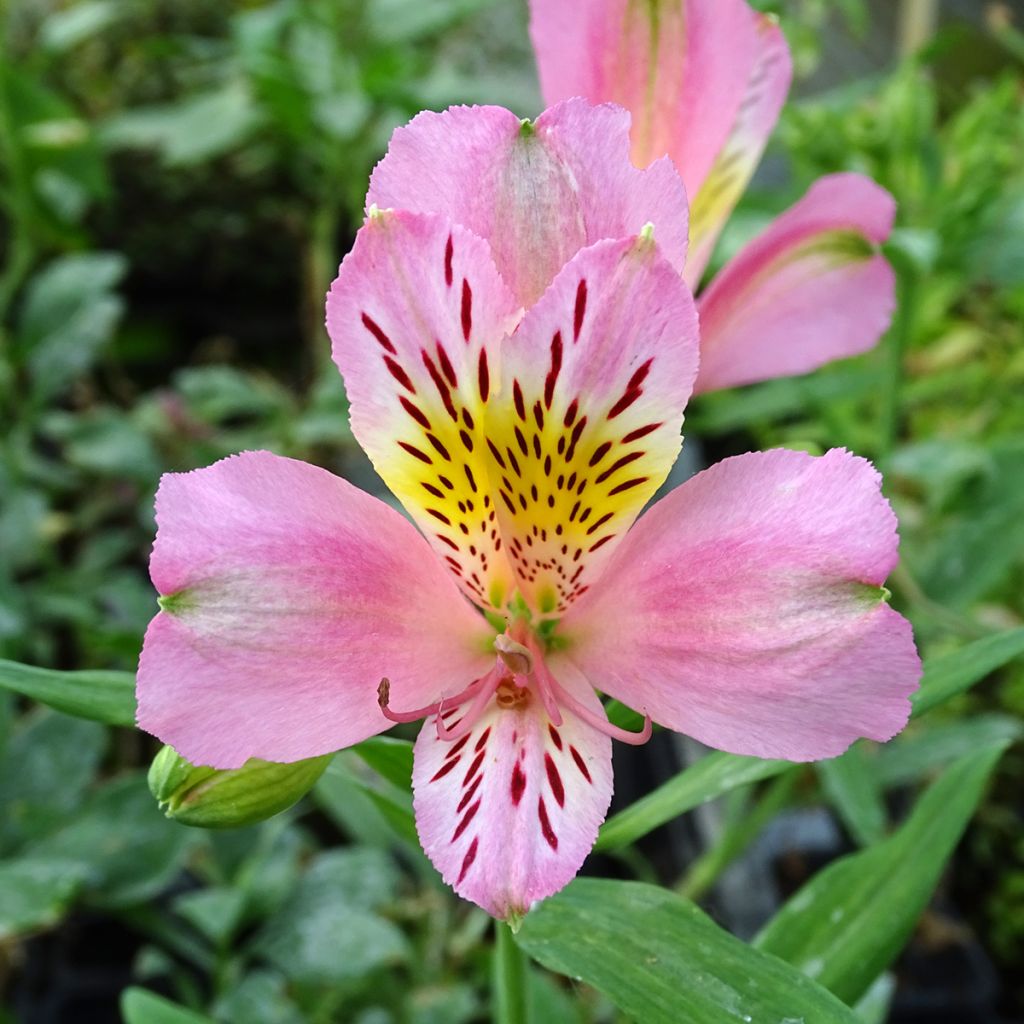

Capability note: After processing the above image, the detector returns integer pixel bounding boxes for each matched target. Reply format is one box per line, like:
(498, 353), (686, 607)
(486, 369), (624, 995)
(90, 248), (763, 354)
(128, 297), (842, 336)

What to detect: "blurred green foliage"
(2, 0), (1024, 1020)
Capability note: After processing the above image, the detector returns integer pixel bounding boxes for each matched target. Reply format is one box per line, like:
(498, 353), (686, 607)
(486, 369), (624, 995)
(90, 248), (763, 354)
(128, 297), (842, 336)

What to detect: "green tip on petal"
(518, 118), (536, 138)
(157, 590), (192, 615)
(505, 907), (526, 933)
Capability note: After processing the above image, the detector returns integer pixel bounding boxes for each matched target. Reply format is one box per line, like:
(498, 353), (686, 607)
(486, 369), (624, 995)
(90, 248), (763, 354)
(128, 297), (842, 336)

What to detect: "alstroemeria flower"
(529, 0), (898, 392)
(138, 204), (920, 920)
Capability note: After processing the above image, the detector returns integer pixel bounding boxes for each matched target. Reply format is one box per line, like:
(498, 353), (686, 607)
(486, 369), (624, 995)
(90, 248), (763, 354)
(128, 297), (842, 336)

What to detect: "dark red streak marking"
(362, 313), (396, 353)
(544, 753), (565, 807)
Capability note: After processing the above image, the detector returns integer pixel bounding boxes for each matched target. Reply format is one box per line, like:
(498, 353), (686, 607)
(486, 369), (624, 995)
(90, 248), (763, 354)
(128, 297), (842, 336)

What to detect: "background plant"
(1, 1), (1023, 1022)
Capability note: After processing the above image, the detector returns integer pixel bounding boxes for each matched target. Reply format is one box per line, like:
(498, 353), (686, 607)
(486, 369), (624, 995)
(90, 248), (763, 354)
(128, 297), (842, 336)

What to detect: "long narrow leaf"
(0, 659), (136, 726)
(755, 743), (1008, 1005)
(516, 879), (859, 1024)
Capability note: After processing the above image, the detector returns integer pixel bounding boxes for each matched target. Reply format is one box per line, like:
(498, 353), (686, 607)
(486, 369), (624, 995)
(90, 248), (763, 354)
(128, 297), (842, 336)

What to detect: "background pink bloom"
(529, 0), (898, 392)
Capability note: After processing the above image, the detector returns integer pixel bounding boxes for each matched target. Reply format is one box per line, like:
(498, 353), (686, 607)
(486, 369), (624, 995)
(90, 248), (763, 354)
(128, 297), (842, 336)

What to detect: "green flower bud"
(148, 745), (332, 828)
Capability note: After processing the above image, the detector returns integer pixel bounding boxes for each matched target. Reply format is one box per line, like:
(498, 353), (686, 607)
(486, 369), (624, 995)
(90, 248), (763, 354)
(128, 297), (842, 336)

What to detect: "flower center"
(378, 622), (652, 747)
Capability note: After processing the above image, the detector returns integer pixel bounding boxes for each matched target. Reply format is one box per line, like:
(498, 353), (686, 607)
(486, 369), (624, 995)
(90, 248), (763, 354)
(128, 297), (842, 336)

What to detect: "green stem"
(493, 920), (529, 1024)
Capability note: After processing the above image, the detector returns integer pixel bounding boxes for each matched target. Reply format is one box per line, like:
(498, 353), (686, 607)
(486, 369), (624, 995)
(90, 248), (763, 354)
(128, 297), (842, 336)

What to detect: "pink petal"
(412, 665), (612, 920)
(695, 173), (897, 393)
(366, 100), (689, 307)
(484, 233), (699, 614)
(529, 0), (781, 283)
(560, 448), (921, 761)
(138, 451), (493, 769)
(326, 209), (521, 610)
(686, 14), (792, 286)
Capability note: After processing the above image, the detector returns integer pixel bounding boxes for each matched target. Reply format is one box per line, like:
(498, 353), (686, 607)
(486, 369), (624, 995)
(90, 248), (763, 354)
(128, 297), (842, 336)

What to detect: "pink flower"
(138, 199), (920, 919)
(529, 0), (898, 392)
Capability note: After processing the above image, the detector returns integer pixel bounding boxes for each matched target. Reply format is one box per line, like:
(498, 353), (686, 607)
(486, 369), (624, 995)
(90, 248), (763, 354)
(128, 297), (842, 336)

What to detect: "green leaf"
(0, 658), (136, 726)
(0, 857), (89, 939)
(28, 773), (194, 907)
(595, 751), (789, 851)
(875, 714), (1022, 786)
(755, 744), (1007, 1004)
(818, 743), (887, 846)
(0, 710), (106, 851)
(516, 879), (859, 1024)
(351, 735), (413, 790)
(16, 252), (127, 398)
(121, 987), (213, 1024)
(254, 849), (406, 985)
(911, 627), (1024, 717)
(174, 887), (247, 946)
(100, 83), (260, 166)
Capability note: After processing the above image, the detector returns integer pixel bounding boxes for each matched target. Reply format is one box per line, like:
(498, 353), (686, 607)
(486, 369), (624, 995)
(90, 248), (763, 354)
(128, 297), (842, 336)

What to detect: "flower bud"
(148, 745), (332, 828)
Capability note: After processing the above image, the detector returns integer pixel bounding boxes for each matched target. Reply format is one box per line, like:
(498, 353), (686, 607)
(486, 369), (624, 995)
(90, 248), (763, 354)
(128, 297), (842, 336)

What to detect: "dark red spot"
(426, 434), (452, 461)
(385, 356), (416, 393)
(462, 408), (474, 429)
(514, 426), (529, 457)
(399, 441), (432, 464)
(427, 508), (451, 525)
(438, 475), (454, 490)
(548, 725), (563, 750)
(444, 234), (454, 286)
(458, 773), (482, 813)
(463, 750), (486, 787)
(608, 477), (648, 496)
(545, 331), (563, 408)
(608, 359), (653, 419)
(565, 417), (588, 462)
(588, 441), (612, 467)
(573, 280), (588, 341)
(437, 534), (459, 551)
(362, 312), (396, 353)
(511, 762), (527, 806)
(452, 799), (481, 842)
(570, 746), (592, 783)
(544, 753), (565, 807)
(563, 399), (579, 428)
(457, 836), (479, 883)
(461, 279), (473, 341)
(506, 448), (521, 477)
(459, 430), (474, 452)
(595, 450), (645, 485)
(478, 349), (490, 400)
(538, 797), (558, 850)
(430, 758), (459, 783)
(436, 343), (457, 387)
(589, 534), (616, 552)
(446, 734), (470, 760)
(512, 381), (526, 421)
(421, 350), (458, 420)
(464, 464), (478, 492)
(533, 401), (545, 429)
(422, 481), (445, 499)
(623, 422), (662, 443)
(474, 726), (491, 752)
(586, 511), (614, 536)
(487, 439), (507, 469)
(400, 396), (431, 428)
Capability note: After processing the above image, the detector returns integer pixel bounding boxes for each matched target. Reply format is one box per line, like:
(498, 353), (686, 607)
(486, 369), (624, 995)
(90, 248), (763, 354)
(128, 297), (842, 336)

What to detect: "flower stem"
(493, 920), (528, 1024)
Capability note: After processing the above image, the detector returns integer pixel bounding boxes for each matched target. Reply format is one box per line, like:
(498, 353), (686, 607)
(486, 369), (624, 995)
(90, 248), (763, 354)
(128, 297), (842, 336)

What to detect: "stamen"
(378, 675), (485, 725)
(531, 658), (564, 728)
(436, 664), (505, 742)
(545, 670), (652, 745)
(494, 633), (534, 676)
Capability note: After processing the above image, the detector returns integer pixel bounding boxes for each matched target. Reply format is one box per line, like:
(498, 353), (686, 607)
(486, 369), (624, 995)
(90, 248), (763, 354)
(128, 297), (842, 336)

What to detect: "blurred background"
(1, 1), (1023, 1021)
